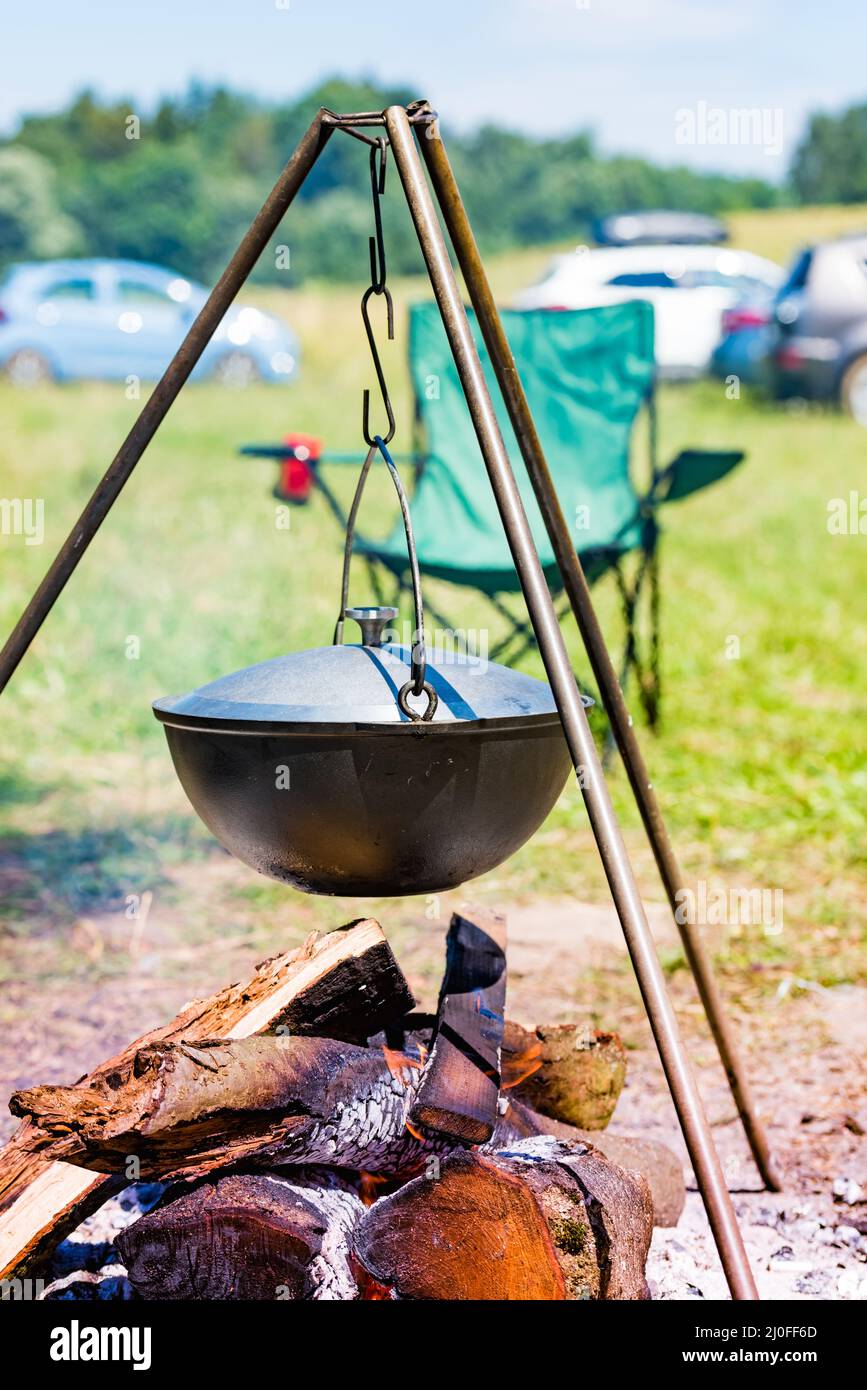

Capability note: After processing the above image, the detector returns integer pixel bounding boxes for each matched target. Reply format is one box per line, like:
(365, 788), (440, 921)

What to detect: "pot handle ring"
(333, 434), (437, 723)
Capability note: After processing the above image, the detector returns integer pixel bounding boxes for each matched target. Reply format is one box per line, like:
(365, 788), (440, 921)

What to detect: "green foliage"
(792, 102), (867, 204)
(0, 78), (780, 283)
(0, 147), (81, 264)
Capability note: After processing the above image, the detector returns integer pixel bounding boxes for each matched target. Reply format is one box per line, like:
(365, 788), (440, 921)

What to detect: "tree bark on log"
(117, 1171), (364, 1300)
(410, 907), (506, 1145)
(502, 1021), (626, 1130)
(351, 1136), (653, 1300)
(11, 1036), (447, 1181)
(0, 920), (413, 1277)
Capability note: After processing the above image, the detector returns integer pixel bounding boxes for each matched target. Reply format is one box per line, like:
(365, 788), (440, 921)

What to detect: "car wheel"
(212, 351), (260, 388)
(4, 348), (54, 387)
(841, 353), (867, 425)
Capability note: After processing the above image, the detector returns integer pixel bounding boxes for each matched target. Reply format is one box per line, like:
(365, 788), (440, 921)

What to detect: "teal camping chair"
(242, 301), (743, 727)
(357, 301), (743, 726)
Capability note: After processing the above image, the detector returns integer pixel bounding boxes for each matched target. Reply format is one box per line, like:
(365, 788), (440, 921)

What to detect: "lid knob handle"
(344, 606), (397, 648)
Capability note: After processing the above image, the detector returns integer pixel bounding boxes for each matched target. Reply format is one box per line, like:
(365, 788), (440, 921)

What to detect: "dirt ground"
(1, 863), (865, 1299)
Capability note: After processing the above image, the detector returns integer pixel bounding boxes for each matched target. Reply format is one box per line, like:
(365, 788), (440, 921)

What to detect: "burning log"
(11, 1033), (683, 1226)
(11, 1036), (445, 1181)
(502, 1020), (626, 1130)
(0, 920), (413, 1278)
(116, 1171), (364, 1300)
(497, 1096), (685, 1228)
(351, 1136), (653, 1300)
(409, 907), (506, 1144)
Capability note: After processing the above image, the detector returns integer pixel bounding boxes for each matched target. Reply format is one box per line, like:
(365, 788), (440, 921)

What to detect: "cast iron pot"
(153, 611), (576, 896)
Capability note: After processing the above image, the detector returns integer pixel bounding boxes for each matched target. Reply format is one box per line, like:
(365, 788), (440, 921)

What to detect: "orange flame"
(500, 1040), (544, 1090)
(381, 1043), (427, 1087)
(358, 1171), (389, 1206)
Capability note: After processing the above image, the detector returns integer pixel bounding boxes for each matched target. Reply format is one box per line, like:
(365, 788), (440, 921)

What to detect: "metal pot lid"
(153, 642), (583, 730)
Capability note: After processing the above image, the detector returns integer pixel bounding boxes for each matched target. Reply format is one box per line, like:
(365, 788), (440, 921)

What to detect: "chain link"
(361, 139), (396, 445)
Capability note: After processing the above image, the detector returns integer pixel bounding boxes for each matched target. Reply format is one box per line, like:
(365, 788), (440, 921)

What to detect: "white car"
(513, 245), (784, 378)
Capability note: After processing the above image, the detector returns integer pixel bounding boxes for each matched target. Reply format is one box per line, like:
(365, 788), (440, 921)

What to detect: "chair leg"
(602, 640), (633, 768)
(308, 469), (352, 533)
(493, 593), (585, 669)
(615, 549), (662, 731)
(644, 542), (661, 729)
(490, 623), (533, 664)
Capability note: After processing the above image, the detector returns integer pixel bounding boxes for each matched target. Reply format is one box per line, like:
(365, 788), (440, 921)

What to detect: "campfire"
(0, 911), (684, 1300)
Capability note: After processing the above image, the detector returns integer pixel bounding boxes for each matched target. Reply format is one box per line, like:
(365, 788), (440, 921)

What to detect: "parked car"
(0, 259), (299, 387)
(709, 287), (779, 387)
(770, 234), (867, 422)
(593, 209), (728, 247)
(513, 245), (784, 378)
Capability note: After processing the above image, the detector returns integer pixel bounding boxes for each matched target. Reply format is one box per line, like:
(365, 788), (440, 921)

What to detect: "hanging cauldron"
(153, 610), (574, 896)
(154, 437), (580, 897)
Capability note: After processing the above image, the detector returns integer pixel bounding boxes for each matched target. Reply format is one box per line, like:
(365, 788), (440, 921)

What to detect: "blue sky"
(3, 0), (865, 176)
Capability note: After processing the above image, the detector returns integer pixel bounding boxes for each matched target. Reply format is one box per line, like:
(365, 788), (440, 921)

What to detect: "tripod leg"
(387, 103), (759, 1299)
(417, 115), (780, 1197)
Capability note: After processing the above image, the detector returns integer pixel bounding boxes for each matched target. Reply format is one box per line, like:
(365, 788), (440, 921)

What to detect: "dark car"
(710, 287), (778, 387)
(770, 234), (867, 422)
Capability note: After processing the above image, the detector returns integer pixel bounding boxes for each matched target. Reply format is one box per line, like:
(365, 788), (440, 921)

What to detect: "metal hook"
(368, 139), (388, 292)
(361, 284), (395, 445)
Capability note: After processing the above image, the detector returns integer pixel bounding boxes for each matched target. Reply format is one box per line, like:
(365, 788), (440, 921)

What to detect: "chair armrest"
(652, 449), (745, 504)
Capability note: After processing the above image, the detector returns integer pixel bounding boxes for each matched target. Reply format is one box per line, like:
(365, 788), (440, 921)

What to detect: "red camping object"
(276, 433), (322, 503)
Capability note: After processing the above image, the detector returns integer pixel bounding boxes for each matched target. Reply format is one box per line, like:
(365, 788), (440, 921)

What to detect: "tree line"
(0, 77), (861, 285)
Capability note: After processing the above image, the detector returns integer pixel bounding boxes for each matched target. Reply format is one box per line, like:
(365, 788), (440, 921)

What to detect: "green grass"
(1, 232), (865, 1003)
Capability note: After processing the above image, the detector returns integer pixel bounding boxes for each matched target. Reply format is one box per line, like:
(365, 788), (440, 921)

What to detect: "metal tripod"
(0, 100), (779, 1300)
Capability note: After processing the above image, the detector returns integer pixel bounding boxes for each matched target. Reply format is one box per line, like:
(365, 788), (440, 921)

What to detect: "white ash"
(309, 1187), (364, 1301)
(277, 1065), (452, 1173)
(44, 1183), (164, 1279)
(648, 1190), (867, 1301)
(833, 1176), (865, 1206)
(257, 1170), (364, 1300)
(40, 1265), (136, 1301)
(489, 1134), (591, 1163)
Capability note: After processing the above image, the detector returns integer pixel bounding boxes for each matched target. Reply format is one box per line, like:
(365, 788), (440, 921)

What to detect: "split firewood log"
(351, 1135), (653, 1300)
(409, 907), (507, 1145)
(0, 920), (413, 1278)
(501, 1020), (626, 1130)
(117, 1170), (364, 1300)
